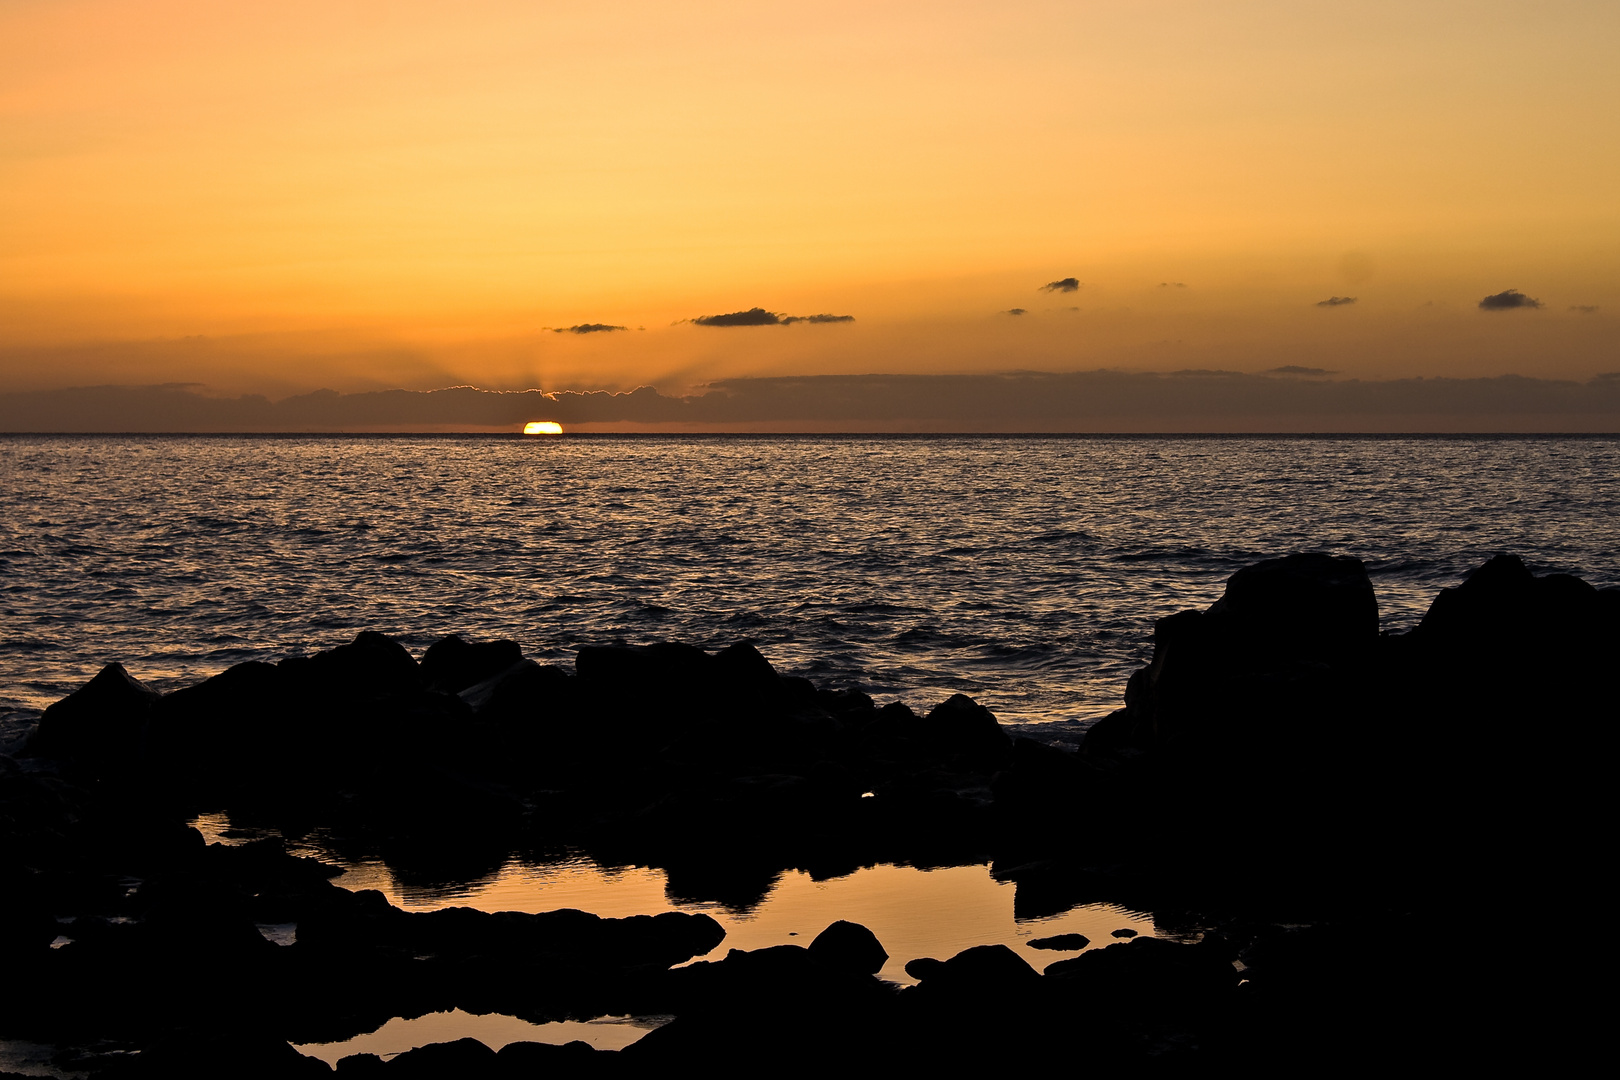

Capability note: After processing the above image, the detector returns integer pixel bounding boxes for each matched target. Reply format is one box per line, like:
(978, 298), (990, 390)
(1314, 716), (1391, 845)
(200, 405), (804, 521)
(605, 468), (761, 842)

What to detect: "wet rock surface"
(2, 552), (1611, 1074)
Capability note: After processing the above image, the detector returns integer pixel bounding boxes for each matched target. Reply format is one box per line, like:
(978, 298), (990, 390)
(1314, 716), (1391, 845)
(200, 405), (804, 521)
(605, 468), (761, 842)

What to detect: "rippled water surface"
(3, 434), (1616, 728)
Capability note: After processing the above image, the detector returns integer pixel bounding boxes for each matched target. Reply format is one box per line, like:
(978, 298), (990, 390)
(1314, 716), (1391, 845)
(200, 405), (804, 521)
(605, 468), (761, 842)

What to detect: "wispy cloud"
(1570, 305), (1600, 314)
(1479, 289), (1542, 310)
(552, 323), (627, 334)
(1315, 296), (1357, 307)
(692, 307), (782, 326)
(1040, 277), (1081, 293)
(1158, 282), (1188, 289)
(1003, 308), (1028, 316)
(692, 307), (854, 326)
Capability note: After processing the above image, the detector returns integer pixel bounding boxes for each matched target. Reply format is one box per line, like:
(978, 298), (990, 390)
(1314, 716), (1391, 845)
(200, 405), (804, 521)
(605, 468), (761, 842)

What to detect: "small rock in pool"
(1028, 933), (1090, 951)
(1111, 928), (1138, 938)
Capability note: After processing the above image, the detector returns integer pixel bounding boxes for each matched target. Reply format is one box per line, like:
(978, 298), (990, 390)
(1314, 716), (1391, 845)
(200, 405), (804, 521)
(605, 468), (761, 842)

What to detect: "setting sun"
(523, 421), (563, 435)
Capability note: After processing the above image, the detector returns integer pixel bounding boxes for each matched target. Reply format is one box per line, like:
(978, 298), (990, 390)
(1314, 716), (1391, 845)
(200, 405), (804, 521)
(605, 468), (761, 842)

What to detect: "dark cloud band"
(9, 370), (1616, 432)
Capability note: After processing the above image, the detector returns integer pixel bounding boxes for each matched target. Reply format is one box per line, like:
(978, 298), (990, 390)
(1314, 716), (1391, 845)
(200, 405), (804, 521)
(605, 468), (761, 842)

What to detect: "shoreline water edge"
(2, 551), (1612, 1074)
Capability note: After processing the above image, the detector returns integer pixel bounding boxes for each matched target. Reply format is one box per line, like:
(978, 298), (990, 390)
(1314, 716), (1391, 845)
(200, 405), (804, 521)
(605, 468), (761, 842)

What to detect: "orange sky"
(2, 0), (1616, 406)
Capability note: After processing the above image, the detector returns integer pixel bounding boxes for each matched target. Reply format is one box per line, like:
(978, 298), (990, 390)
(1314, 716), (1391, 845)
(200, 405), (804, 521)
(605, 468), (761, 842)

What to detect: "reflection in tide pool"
(199, 816), (1161, 1060)
(293, 1010), (664, 1064)
(327, 852), (1158, 986)
(191, 815), (1158, 978)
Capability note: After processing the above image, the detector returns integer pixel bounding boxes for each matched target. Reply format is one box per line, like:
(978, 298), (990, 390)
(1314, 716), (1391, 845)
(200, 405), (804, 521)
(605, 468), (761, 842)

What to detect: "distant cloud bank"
(553, 323), (627, 334)
(1479, 289), (1542, 310)
(5, 371), (1617, 433)
(1040, 277), (1081, 293)
(692, 307), (855, 327)
(1315, 296), (1357, 307)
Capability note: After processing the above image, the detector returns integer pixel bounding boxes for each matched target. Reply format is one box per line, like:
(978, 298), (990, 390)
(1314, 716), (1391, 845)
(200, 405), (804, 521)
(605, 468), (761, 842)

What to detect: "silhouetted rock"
(906, 943), (1040, 995)
(150, 660), (298, 800)
(808, 920), (889, 976)
(495, 1039), (600, 1071)
(1028, 932), (1090, 950)
(282, 630), (422, 701)
(1045, 936), (1238, 1011)
(923, 694), (1013, 767)
(1104, 552), (1379, 756)
(27, 662), (159, 765)
(1404, 552), (1616, 721)
(1213, 552), (1378, 659)
(420, 634), (525, 695)
(387, 1037), (497, 1078)
(100, 1028), (331, 1078)
(334, 1052), (387, 1077)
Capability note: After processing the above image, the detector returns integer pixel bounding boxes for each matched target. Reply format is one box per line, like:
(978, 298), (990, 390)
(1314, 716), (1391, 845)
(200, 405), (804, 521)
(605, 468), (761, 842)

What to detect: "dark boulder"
(808, 920), (889, 976)
(149, 660), (298, 796)
(1045, 936), (1237, 1004)
(102, 1029), (332, 1078)
(575, 641), (715, 698)
(421, 634), (525, 696)
(905, 943), (1040, 996)
(280, 631), (422, 701)
(1028, 932), (1090, 950)
(385, 1037), (498, 1078)
(1405, 553), (1616, 717)
(1211, 552), (1379, 660)
(495, 1040), (601, 1070)
(1110, 552), (1379, 753)
(457, 660), (579, 748)
(922, 694), (1013, 767)
(27, 662), (159, 765)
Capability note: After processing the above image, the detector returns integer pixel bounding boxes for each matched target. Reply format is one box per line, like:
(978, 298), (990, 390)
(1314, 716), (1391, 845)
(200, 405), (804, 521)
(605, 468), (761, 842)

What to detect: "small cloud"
(693, 307), (783, 326)
(1004, 308), (1028, 316)
(1570, 305), (1600, 314)
(1479, 289), (1542, 310)
(1040, 277), (1081, 293)
(553, 323), (627, 334)
(692, 307), (854, 327)
(1265, 365), (1338, 377)
(1158, 282), (1188, 289)
(1315, 296), (1357, 307)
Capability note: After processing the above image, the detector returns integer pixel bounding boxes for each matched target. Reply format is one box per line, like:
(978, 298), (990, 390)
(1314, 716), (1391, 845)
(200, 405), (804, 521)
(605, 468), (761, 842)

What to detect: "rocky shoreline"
(3, 552), (1612, 1075)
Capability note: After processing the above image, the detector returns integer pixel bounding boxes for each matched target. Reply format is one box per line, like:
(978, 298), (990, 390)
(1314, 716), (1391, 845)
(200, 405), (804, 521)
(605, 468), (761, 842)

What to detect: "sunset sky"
(2, 1), (1616, 428)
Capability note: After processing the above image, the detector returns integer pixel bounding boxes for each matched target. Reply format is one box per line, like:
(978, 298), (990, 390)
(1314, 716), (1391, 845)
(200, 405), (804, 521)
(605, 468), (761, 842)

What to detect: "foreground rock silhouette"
(2, 553), (1612, 1074)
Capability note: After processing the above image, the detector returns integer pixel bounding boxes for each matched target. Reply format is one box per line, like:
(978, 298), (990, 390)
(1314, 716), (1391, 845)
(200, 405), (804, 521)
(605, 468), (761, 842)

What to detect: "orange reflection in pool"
(329, 855), (1158, 984)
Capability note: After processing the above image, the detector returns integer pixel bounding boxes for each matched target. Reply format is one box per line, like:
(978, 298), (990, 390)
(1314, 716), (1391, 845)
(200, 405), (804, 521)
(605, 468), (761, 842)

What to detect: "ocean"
(4, 433), (1617, 736)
